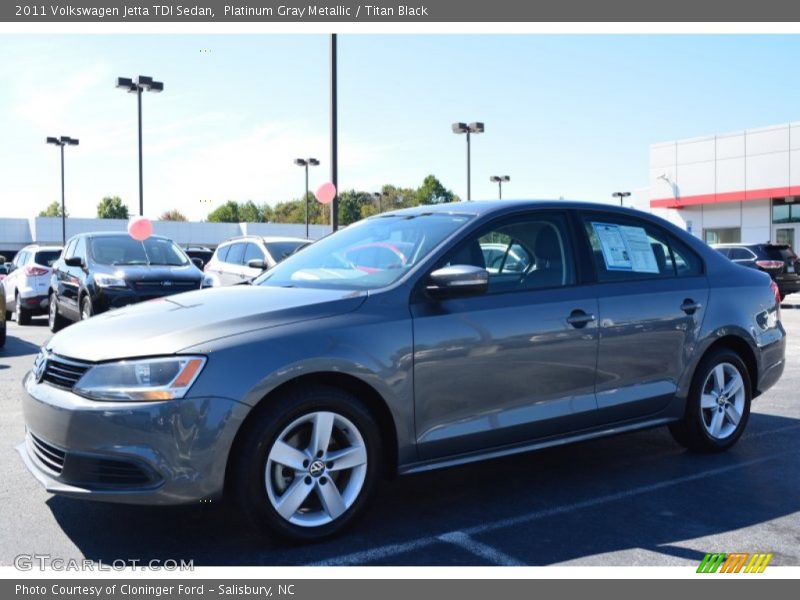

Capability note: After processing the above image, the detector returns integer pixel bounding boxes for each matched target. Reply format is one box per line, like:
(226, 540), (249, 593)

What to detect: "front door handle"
(681, 299), (703, 315)
(566, 310), (596, 328)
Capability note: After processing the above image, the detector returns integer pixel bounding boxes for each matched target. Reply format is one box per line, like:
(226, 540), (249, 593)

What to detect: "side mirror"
(64, 256), (84, 268)
(426, 265), (489, 299)
(191, 257), (204, 269)
(247, 259), (268, 271)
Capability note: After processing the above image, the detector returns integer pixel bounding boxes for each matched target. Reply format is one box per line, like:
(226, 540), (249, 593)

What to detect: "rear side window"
(729, 247), (754, 260)
(225, 242), (246, 265)
(581, 214), (703, 282)
(34, 250), (61, 267)
(214, 244), (231, 263)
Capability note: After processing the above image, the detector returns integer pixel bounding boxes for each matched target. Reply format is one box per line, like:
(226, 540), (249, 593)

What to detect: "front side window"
(89, 236), (188, 266)
(582, 214), (702, 282)
(256, 213), (473, 290)
(243, 242), (265, 264)
(442, 213), (576, 293)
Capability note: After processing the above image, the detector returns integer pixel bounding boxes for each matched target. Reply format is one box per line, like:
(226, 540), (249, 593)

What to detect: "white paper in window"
(592, 222), (660, 273)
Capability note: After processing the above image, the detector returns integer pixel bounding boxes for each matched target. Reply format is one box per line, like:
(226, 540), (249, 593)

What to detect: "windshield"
(256, 213), (472, 290)
(89, 236), (189, 266)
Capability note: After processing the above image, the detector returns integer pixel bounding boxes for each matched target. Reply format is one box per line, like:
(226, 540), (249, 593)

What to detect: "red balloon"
(315, 182), (337, 205)
(128, 217), (153, 241)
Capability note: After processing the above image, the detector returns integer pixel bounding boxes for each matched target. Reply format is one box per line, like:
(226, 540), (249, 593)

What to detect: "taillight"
(770, 280), (781, 306)
(756, 260), (784, 269)
(24, 266), (49, 277)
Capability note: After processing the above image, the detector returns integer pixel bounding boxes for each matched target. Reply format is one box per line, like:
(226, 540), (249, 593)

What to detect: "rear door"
(578, 212), (709, 423)
(5, 250), (28, 304)
(220, 242), (246, 285)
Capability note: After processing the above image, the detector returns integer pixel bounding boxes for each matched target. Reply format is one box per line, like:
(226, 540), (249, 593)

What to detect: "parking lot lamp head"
(296, 158), (320, 238)
(452, 121), (485, 201)
(490, 175), (510, 199)
(46, 135), (79, 245)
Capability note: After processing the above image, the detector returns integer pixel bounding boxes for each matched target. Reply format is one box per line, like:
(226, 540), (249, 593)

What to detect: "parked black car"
(713, 242), (800, 300)
(183, 245), (214, 269)
(48, 232), (206, 332)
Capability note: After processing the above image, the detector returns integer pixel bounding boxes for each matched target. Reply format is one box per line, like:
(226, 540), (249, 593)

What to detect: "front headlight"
(94, 273), (127, 288)
(74, 356), (207, 401)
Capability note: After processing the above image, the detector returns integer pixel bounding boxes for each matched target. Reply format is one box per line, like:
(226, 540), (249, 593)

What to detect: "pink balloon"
(315, 182), (337, 205)
(128, 216), (153, 241)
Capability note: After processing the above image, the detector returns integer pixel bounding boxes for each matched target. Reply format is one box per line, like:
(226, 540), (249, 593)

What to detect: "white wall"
(0, 217), (332, 252)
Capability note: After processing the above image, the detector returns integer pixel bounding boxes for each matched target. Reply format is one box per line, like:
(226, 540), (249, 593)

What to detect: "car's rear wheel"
(14, 293), (31, 326)
(80, 296), (93, 321)
(0, 318), (6, 348)
(669, 348), (751, 453)
(48, 293), (67, 332)
(230, 384), (382, 541)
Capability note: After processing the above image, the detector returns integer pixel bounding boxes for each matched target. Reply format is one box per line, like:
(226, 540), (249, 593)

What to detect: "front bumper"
(19, 372), (251, 505)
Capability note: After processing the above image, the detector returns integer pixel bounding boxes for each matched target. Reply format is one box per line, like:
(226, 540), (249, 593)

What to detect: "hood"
(47, 285), (367, 362)
(95, 263), (202, 282)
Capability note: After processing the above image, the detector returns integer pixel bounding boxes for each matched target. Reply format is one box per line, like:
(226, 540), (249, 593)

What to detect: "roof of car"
(77, 231), (171, 240)
(383, 199), (647, 218)
(22, 244), (62, 251)
(219, 236), (310, 245)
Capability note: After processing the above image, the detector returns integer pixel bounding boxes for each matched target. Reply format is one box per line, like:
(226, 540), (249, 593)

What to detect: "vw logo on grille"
(32, 350), (48, 383)
(308, 460), (325, 477)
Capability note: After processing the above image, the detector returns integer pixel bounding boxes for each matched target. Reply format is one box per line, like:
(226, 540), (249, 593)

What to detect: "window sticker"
(592, 222), (660, 273)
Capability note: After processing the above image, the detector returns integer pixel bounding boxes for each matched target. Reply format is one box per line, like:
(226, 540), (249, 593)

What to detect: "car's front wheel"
(14, 293), (31, 326)
(80, 296), (93, 321)
(669, 348), (751, 453)
(48, 293), (67, 332)
(230, 384), (382, 541)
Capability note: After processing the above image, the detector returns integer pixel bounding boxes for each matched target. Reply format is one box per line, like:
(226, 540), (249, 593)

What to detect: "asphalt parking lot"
(1, 303), (799, 567)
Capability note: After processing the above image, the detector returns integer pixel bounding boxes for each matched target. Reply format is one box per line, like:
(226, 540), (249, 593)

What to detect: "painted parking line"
(311, 449), (791, 566)
(437, 531), (526, 566)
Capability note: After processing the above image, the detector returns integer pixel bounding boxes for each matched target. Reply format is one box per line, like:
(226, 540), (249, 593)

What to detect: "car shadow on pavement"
(46, 412), (800, 566)
(0, 332), (41, 359)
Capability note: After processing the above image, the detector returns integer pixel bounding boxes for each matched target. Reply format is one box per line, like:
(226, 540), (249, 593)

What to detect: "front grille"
(28, 432), (66, 474)
(132, 281), (199, 292)
(42, 355), (91, 390)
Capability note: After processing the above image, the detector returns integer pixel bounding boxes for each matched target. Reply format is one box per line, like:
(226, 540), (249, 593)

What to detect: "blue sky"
(2, 34), (800, 220)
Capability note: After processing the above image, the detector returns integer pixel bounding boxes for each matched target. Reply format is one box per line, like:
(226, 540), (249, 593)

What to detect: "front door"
(411, 211), (599, 460)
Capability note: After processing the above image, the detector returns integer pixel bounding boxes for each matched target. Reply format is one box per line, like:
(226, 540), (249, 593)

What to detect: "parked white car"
(3, 244), (62, 325)
(203, 236), (310, 286)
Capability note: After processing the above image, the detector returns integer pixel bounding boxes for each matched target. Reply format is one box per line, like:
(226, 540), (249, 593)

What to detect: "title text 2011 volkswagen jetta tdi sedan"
(19, 201), (785, 541)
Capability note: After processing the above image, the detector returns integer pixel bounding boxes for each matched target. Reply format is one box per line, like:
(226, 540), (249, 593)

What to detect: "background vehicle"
(20, 202), (784, 542)
(183, 246), (214, 269)
(48, 232), (205, 332)
(0, 280), (6, 347)
(713, 242), (800, 300)
(203, 236), (310, 286)
(2, 244), (62, 325)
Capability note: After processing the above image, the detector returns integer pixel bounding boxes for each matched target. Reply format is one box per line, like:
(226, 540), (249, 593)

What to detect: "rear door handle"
(566, 310), (596, 328)
(681, 299), (702, 314)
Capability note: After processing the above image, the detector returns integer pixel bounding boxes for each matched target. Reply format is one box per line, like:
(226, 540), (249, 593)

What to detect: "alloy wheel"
(700, 362), (746, 440)
(265, 411), (367, 527)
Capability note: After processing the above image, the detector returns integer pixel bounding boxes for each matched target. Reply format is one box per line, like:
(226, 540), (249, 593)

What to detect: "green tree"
(39, 201), (67, 218)
(238, 200), (264, 223)
(415, 175), (455, 205)
(97, 196), (130, 219)
(159, 209), (187, 221)
(338, 190), (373, 226)
(206, 200), (240, 223)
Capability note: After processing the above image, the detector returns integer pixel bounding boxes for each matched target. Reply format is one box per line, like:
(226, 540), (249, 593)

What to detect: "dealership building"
(642, 121), (800, 248)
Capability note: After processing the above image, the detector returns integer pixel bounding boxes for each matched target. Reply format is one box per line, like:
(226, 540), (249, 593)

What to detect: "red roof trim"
(650, 185), (800, 209)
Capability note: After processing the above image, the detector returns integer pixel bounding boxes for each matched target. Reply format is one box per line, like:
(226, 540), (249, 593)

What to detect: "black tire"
(48, 293), (67, 333)
(0, 320), (6, 348)
(229, 384), (382, 542)
(669, 348), (752, 453)
(80, 295), (93, 321)
(15, 294), (31, 326)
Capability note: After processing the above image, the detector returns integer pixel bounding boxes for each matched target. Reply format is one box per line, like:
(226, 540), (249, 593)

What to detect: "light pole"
(294, 158), (320, 238)
(490, 175), (510, 199)
(330, 34), (339, 231)
(373, 191), (385, 213)
(612, 191), (631, 207)
(46, 136), (79, 245)
(116, 75), (164, 216)
(452, 122), (484, 201)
